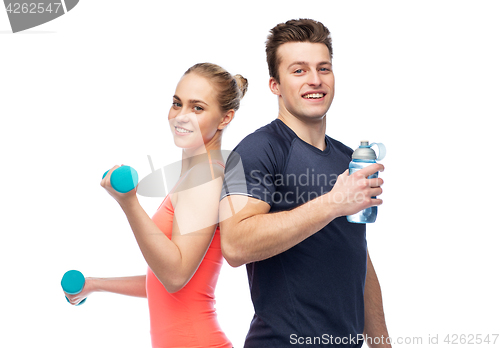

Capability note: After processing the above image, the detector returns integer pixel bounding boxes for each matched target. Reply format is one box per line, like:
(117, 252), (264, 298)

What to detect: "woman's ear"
(218, 109), (235, 130)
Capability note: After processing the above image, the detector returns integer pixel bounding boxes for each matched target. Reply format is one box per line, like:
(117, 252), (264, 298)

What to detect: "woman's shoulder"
(170, 161), (224, 204)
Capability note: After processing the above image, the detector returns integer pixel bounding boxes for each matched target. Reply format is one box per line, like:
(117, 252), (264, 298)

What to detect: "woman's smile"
(174, 125), (194, 135)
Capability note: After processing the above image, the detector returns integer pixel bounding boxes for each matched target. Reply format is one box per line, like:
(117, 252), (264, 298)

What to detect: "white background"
(1, 1), (499, 347)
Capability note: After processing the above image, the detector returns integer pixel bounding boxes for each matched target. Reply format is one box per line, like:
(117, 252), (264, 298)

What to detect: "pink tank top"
(146, 161), (232, 348)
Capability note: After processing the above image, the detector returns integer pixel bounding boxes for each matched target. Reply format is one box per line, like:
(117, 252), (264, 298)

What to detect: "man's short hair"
(265, 18), (333, 84)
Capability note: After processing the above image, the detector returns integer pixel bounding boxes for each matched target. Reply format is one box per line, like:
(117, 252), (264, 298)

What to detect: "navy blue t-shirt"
(221, 119), (367, 347)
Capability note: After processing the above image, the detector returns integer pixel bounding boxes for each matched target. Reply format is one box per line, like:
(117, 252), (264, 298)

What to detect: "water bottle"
(347, 141), (386, 224)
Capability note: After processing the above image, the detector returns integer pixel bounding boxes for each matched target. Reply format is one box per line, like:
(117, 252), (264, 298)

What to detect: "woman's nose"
(175, 112), (192, 122)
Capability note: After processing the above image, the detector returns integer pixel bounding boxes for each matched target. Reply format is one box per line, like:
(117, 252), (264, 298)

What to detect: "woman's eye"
(172, 102), (181, 108)
(194, 106), (203, 111)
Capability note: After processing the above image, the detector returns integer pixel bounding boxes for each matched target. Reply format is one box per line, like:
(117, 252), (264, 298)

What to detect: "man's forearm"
(364, 252), (391, 348)
(223, 193), (339, 266)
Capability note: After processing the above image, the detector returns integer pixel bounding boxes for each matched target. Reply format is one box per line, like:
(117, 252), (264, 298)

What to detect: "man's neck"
(277, 112), (327, 151)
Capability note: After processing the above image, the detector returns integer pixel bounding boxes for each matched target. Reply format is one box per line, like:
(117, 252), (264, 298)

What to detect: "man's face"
(271, 42), (335, 121)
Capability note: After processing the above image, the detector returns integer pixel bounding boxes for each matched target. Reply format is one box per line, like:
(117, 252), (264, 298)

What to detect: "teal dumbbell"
(61, 270), (87, 306)
(102, 165), (139, 193)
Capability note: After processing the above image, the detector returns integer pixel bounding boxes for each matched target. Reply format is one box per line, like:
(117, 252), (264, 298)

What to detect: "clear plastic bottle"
(346, 141), (386, 224)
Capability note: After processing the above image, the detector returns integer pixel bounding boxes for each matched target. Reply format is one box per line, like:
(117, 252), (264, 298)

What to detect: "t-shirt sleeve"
(220, 131), (284, 207)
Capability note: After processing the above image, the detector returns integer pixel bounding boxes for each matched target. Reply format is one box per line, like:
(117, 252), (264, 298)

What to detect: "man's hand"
(327, 163), (384, 217)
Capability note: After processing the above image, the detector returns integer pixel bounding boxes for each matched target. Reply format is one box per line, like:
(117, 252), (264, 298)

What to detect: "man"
(219, 19), (391, 347)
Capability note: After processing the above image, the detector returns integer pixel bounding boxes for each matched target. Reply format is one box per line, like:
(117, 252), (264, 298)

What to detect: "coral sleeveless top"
(146, 161), (232, 348)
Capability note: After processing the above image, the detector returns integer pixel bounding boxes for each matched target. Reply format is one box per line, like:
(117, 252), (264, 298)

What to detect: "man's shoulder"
(325, 134), (354, 157)
(234, 119), (294, 154)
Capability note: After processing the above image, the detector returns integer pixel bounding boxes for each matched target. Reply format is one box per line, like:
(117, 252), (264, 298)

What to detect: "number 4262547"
(444, 334), (499, 345)
(6, 3), (63, 14)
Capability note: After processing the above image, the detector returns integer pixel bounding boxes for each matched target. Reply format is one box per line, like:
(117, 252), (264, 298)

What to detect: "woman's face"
(168, 73), (224, 151)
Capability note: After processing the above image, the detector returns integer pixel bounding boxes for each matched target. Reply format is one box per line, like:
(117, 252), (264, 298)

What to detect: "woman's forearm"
(88, 275), (147, 298)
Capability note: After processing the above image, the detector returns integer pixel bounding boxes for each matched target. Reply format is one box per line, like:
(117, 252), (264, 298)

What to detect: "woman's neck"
(179, 139), (223, 176)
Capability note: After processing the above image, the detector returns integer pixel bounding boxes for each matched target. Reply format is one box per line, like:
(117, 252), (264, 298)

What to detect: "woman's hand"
(64, 278), (94, 306)
(100, 165), (138, 207)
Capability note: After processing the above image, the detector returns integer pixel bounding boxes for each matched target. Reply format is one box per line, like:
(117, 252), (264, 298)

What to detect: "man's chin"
(302, 104), (331, 118)
(301, 109), (329, 121)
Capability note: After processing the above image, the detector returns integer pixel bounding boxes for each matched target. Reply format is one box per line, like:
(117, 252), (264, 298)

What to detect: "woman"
(65, 63), (248, 348)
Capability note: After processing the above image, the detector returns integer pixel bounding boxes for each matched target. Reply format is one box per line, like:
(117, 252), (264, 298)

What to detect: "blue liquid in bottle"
(346, 141), (385, 224)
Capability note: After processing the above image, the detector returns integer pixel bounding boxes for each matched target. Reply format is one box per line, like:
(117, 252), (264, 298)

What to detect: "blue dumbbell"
(61, 270), (87, 306)
(102, 165), (139, 193)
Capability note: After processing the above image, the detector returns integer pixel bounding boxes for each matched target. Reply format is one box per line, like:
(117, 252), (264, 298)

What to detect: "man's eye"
(319, 67), (330, 72)
(294, 69), (304, 74)
(172, 102), (181, 107)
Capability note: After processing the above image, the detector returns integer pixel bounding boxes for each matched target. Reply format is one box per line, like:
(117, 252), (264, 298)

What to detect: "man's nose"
(307, 70), (322, 86)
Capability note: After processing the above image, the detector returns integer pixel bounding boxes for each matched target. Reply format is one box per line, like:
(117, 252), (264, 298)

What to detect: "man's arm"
(220, 193), (336, 267)
(363, 250), (391, 348)
(219, 164), (384, 267)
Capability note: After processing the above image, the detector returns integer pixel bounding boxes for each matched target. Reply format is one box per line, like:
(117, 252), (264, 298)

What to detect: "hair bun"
(233, 74), (249, 99)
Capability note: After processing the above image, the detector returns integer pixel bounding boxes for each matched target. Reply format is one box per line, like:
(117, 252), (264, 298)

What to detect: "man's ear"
(269, 77), (281, 96)
(218, 109), (235, 130)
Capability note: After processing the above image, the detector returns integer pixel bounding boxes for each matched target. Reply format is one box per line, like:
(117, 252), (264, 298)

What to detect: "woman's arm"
(64, 275), (146, 305)
(87, 275), (147, 297)
(102, 164), (223, 293)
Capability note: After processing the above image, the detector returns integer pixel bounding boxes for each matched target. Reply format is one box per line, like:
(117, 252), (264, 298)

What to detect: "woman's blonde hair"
(184, 63), (248, 113)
